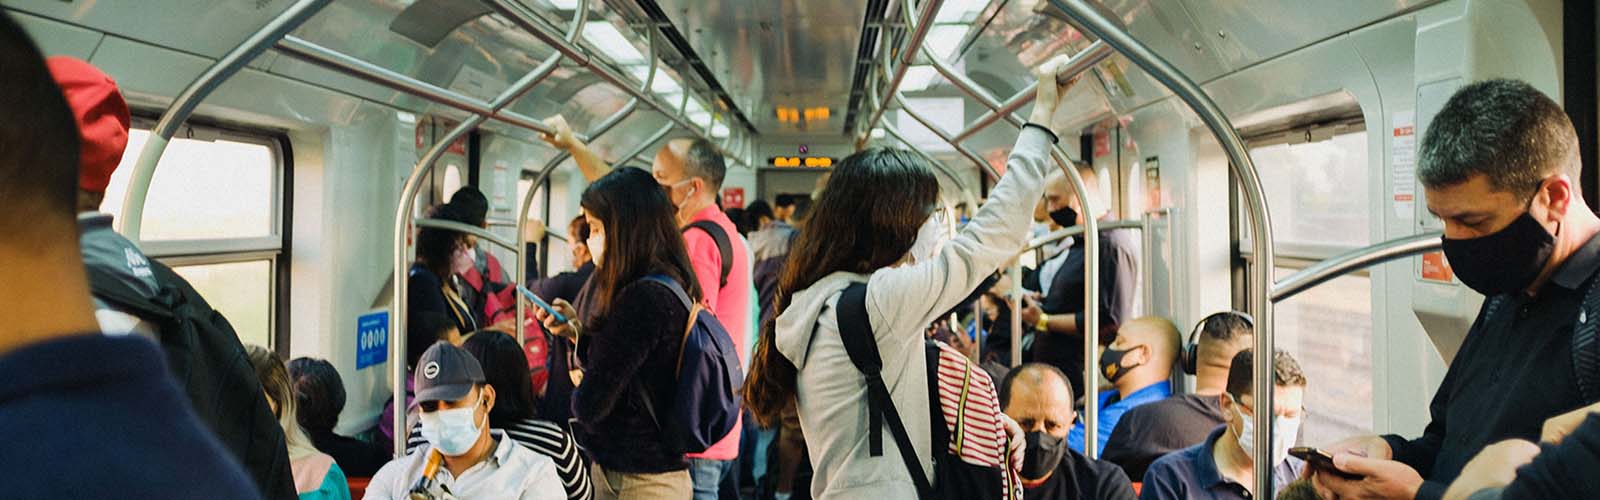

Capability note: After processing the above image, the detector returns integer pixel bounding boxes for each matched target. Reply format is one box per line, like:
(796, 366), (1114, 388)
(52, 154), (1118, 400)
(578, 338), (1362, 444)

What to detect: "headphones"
(1181, 311), (1255, 375)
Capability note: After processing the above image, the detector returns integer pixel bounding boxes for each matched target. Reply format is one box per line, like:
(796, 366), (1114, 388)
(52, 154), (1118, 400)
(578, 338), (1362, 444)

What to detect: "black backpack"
(835, 282), (1017, 500)
(87, 259), (297, 500)
(684, 220), (733, 287)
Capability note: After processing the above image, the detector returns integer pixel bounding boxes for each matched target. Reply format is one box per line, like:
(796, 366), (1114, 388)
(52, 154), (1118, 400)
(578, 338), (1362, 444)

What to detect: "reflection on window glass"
(1273, 267), (1373, 446)
(443, 164), (463, 203)
(1250, 131), (1369, 250)
(172, 260), (273, 349)
(100, 129), (276, 240)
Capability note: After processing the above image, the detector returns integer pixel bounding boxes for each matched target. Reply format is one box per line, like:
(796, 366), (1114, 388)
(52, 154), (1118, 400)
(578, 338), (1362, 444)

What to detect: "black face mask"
(1440, 211), (1555, 296)
(1099, 344), (1143, 383)
(1049, 206), (1078, 228)
(1021, 431), (1066, 482)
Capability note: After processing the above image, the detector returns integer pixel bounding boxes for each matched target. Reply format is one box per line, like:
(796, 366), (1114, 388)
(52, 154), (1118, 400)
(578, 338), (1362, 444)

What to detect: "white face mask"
(905, 213), (950, 265)
(450, 245), (475, 275)
(1230, 394), (1301, 467)
(419, 394), (485, 456)
(587, 233), (605, 268)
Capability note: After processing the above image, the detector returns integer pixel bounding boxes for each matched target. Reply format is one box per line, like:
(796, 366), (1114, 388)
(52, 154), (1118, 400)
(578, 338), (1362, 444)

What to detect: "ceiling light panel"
(582, 22), (645, 66)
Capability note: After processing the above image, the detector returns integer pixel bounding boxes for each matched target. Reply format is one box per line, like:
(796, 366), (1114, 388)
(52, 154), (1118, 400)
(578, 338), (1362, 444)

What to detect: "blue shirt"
(1139, 426), (1305, 500)
(1068, 380), (1172, 452)
(0, 334), (260, 499)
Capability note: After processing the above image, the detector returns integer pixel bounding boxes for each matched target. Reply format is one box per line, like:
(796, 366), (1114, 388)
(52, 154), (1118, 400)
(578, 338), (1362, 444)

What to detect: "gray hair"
(1417, 79), (1580, 200)
(679, 137), (726, 190)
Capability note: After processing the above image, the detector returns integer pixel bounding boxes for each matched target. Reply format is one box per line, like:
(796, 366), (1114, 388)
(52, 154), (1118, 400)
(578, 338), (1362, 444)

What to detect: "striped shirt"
(408, 418), (592, 500)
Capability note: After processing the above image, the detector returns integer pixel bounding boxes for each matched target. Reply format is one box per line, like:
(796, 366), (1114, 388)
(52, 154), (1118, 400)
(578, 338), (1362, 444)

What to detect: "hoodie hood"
(774, 271), (868, 368)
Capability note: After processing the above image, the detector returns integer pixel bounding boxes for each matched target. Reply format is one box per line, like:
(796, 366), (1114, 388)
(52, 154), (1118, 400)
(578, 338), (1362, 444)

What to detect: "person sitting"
(367, 342), (563, 499)
(403, 332), (592, 500)
(1001, 363), (1136, 500)
(1141, 349), (1308, 499)
(0, 13), (260, 497)
(1068, 316), (1180, 453)
(288, 357), (391, 478)
(1103, 311), (1255, 478)
(1278, 479), (1323, 500)
(247, 346), (352, 500)
(380, 311), (461, 445)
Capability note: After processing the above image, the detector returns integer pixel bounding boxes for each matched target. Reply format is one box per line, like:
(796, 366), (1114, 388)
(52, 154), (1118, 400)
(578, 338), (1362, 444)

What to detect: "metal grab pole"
(1011, 260), (1025, 368)
(119, 0), (331, 238)
(1019, 220), (1144, 253)
(950, 41), (1112, 144)
(891, 94), (1000, 181)
(414, 218), (521, 252)
(1271, 233), (1441, 302)
(881, 123), (973, 195)
(1049, 0), (1277, 494)
(861, 0), (946, 136)
(391, 0), (587, 457)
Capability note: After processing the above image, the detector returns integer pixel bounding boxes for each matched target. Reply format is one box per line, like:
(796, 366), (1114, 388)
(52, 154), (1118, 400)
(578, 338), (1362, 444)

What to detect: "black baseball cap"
(414, 341), (485, 403)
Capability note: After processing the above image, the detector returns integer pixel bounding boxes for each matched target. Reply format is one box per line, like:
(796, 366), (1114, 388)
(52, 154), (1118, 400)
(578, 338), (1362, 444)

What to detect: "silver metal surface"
(414, 218), (520, 251)
(1049, 0), (1277, 494)
(118, 0), (332, 239)
(616, 124), (678, 166)
(1272, 233), (1442, 302)
(861, 0), (945, 137)
(891, 93), (998, 181)
(881, 122), (972, 195)
(1011, 259), (1024, 369)
(1020, 221), (1143, 253)
(949, 40), (1111, 144)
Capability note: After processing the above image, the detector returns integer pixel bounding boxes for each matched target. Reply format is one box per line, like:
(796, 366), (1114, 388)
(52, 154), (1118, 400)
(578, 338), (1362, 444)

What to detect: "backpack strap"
(85, 263), (177, 324)
(685, 221), (733, 288)
(837, 282), (934, 497)
(1574, 277), (1600, 402)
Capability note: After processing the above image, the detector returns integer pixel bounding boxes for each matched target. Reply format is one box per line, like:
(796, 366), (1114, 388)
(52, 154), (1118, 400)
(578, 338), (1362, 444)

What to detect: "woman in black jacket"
(536, 167), (702, 499)
(409, 203), (478, 336)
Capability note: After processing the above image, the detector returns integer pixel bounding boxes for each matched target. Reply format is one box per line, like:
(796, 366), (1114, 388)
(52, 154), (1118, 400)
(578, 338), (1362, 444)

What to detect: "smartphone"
(516, 285), (568, 324)
(1289, 447), (1361, 479)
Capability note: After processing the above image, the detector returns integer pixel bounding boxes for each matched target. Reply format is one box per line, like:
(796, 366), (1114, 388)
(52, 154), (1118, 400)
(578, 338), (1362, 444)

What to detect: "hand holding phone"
(517, 286), (568, 324)
(1290, 447), (1362, 480)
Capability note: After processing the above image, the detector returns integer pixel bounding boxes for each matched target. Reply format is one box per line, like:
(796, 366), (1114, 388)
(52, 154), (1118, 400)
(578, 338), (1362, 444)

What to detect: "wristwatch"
(1035, 313), (1050, 332)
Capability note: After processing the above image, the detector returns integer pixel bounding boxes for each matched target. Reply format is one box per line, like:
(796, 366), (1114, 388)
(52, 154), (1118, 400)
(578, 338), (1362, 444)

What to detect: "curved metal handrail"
(1020, 220), (1144, 254)
(1050, 0), (1277, 491)
(860, 0), (946, 136)
(414, 218), (519, 251)
(1272, 233), (1442, 302)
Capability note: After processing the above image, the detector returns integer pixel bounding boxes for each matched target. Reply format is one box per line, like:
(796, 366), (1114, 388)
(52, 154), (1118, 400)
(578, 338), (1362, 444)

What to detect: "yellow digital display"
(769, 156), (835, 168)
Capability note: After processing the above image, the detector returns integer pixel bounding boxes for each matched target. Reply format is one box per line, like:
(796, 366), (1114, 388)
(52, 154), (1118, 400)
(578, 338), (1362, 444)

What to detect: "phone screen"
(1289, 447), (1360, 479)
(517, 286), (568, 324)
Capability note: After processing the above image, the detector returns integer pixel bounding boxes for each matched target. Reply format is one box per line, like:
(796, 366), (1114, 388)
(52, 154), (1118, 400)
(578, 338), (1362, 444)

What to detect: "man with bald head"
(1001, 363), (1136, 500)
(539, 117), (752, 499)
(1068, 316), (1179, 453)
(1021, 163), (1141, 397)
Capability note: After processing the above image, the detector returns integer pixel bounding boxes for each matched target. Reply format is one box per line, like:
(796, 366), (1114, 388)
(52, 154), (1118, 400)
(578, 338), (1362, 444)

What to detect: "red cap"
(47, 56), (130, 194)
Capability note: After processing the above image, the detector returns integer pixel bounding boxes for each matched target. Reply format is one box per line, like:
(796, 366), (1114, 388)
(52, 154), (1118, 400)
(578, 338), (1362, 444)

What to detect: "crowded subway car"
(1, 0), (1598, 499)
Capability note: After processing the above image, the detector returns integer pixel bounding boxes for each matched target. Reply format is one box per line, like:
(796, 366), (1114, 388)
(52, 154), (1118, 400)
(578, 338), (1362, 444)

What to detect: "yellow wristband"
(1036, 313), (1050, 332)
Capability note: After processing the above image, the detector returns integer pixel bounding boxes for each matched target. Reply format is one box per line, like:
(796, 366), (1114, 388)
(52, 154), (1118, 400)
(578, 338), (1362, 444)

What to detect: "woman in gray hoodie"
(741, 59), (1080, 499)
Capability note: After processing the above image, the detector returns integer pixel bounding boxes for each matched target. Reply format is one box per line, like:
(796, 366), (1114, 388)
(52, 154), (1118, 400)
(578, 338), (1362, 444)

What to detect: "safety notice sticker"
(1392, 111), (1417, 219)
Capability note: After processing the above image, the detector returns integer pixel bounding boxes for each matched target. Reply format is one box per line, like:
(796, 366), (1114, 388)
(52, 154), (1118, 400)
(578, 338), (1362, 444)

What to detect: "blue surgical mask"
(419, 395), (484, 456)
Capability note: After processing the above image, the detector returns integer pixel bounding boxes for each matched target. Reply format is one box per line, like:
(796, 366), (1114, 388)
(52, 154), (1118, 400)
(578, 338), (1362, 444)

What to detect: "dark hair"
(745, 200), (774, 224)
(567, 214), (590, 242)
(678, 137), (726, 190)
(726, 208), (748, 235)
(287, 357), (346, 434)
(774, 194), (798, 209)
(998, 363), (1072, 409)
(1418, 79), (1580, 199)
(461, 332), (536, 426)
(1277, 479), (1324, 500)
(447, 186), (489, 227)
(579, 167), (702, 326)
(408, 311), (456, 369)
(0, 12), (80, 243)
(1225, 349), (1307, 400)
(416, 203), (468, 281)
(744, 147), (939, 426)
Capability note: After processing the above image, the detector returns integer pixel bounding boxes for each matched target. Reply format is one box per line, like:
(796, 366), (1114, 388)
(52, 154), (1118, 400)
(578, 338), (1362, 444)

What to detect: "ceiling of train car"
(650, 0), (866, 136)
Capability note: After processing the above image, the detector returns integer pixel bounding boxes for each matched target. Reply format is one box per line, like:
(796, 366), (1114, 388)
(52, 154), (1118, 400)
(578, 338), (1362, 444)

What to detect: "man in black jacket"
(1000, 363), (1136, 500)
(51, 53), (296, 499)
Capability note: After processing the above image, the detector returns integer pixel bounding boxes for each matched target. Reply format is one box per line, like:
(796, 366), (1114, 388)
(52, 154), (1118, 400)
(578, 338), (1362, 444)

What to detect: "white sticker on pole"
(1391, 111), (1417, 219)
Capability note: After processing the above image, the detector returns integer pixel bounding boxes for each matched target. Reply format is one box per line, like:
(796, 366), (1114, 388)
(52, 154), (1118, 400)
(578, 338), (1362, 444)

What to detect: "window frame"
(122, 115), (292, 351)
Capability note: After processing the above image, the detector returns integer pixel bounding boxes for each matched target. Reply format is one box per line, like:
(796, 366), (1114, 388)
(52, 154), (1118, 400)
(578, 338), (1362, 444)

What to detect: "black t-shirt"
(1025, 448), (1137, 500)
(1385, 233), (1600, 500)
(1101, 393), (1226, 480)
(1031, 227), (1139, 396)
(1476, 413), (1600, 500)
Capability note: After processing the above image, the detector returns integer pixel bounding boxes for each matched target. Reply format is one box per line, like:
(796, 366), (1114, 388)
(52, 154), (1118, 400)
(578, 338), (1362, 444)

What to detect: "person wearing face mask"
(367, 341), (563, 500)
(1020, 163), (1141, 397)
(1311, 80), (1600, 500)
(1065, 316), (1179, 453)
(410, 203), (481, 337)
(999, 363), (1136, 500)
(1141, 349), (1308, 500)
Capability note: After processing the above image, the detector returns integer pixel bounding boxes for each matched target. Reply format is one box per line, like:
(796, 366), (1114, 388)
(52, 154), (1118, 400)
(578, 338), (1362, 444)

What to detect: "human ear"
(1540, 175), (1573, 226)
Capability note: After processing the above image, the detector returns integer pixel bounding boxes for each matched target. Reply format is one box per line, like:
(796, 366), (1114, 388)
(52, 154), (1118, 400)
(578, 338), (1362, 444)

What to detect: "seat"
(347, 476), (371, 499)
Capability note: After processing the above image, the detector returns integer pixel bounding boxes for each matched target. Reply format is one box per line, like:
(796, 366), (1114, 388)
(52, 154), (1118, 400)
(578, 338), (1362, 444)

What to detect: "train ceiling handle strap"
(836, 282), (934, 497)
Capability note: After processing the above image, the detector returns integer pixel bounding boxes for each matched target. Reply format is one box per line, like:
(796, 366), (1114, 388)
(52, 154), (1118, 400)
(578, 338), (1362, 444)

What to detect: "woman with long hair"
(741, 63), (1076, 498)
(535, 166), (703, 499)
(246, 345), (352, 500)
(411, 203), (478, 335)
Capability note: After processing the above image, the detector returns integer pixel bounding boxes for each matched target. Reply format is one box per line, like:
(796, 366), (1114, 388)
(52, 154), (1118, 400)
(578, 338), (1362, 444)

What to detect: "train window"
(98, 123), (286, 349)
(442, 164), (463, 203)
(1239, 122), (1374, 445)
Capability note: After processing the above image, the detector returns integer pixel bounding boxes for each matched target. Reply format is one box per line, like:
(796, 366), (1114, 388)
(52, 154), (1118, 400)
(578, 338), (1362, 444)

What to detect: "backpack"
(835, 282), (1023, 500)
(637, 274), (745, 453)
(86, 259), (297, 500)
(685, 220), (733, 287)
(1492, 275), (1600, 402)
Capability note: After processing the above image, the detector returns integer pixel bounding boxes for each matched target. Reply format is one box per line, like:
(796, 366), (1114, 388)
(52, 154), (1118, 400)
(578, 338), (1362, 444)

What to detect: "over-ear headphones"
(1181, 311), (1255, 375)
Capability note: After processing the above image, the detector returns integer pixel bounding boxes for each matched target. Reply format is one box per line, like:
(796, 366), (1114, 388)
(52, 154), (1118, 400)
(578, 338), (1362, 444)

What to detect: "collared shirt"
(1383, 232), (1600, 500)
(1139, 426), (1304, 500)
(366, 430), (564, 500)
(682, 205), (751, 460)
(1103, 393), (1227, 480)
(1025, 447), (1137, 500)
(1069, 380), (1172, 453)
(1032, 226), (1140, 396)
(1036, 239), (1073, 297)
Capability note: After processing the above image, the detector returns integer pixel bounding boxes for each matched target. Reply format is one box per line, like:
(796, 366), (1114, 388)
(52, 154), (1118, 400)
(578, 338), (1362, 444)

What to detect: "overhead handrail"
(949, 41), (1111, 144)
(890, 94), (999, 181)
(119, 0), (333, 239)
(1049, 0), (1277, 494)
(414, 218), (519, 251)
(390, 0), (589, 457)
(860, 0), (946, 137)
(881, 122), (976, 201)
(1272, 233), (1441, 302)
(1021, 220), (1144, 254)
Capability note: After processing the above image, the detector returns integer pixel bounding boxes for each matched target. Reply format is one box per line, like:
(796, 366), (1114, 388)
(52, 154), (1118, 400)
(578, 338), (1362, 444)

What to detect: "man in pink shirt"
(540, 117), (752, 499)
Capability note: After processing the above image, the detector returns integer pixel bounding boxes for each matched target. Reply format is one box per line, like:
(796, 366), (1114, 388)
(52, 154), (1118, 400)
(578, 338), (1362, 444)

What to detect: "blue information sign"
(356, 310), (389, 370)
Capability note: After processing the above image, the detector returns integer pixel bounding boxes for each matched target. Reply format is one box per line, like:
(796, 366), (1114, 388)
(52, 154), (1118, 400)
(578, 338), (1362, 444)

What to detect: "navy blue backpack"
(638, 274), (745, 453)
